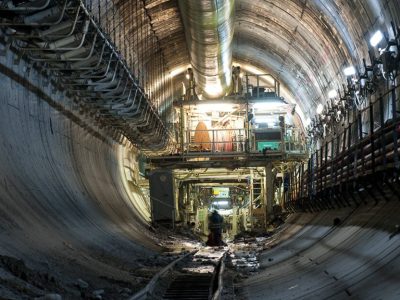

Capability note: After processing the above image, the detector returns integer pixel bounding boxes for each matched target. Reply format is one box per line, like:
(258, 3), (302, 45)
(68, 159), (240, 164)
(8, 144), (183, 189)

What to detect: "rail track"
(131, 247), (227, 300)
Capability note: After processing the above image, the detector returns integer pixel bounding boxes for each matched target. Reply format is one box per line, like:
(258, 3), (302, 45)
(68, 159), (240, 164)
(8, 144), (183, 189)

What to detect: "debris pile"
(229, 250), (259, 273)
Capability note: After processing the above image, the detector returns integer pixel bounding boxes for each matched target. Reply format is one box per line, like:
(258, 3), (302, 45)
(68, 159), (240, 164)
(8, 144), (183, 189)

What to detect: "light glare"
(253, 101), (287, 109)
(215, 200), (229, 206)
(204, 84), (223, 97)
(197, 103), (234, 113)
(169, 65), (189, 78)
(328, 90), (338, 99)
(316, 104), (324, 114)
(370, 30), (383, 47)
(343, 66), (356, 76)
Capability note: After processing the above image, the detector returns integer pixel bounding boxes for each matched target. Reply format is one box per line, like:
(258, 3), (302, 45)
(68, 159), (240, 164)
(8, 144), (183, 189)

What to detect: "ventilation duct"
(178, 0), (235, 99)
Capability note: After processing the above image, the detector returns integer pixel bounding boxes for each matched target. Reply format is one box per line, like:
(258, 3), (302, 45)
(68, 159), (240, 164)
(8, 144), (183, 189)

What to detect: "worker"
(208, 210), (224, 246)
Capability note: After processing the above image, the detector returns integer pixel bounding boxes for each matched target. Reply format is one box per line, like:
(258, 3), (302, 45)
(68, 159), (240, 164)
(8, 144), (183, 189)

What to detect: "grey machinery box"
(149, 170), (175, 223)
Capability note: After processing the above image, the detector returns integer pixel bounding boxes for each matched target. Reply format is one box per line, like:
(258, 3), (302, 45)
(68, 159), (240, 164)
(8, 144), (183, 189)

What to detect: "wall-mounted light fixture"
(186, 68), (194, 80)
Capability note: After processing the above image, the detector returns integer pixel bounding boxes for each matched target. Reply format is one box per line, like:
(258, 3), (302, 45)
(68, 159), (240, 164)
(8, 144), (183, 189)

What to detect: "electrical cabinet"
(149, 170), (175, 223)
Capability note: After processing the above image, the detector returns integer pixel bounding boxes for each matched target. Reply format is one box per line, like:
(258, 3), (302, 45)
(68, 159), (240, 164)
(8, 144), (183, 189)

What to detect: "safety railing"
(284, 127), (307, 154)
(244, 74), (280, 99)
(284, 84), (400, 212)
(182, 127), (307, 155)
(184, 128), (246, 154)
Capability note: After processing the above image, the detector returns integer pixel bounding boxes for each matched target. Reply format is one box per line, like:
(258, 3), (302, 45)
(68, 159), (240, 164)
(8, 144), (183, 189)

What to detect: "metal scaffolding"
(0, 0), (172, 150)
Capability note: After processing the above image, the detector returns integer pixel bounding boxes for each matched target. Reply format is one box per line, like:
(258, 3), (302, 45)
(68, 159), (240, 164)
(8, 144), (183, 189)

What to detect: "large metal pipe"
(178, 0), (235, 99)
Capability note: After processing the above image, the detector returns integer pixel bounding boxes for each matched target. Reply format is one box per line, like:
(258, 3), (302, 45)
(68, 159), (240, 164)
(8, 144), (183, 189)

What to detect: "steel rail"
(130, 251), (196, 300)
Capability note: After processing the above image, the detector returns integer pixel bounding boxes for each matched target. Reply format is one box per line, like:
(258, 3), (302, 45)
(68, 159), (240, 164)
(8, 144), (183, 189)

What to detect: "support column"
(249, 169), (254, 230)
(180, 102), (185, 153)
(186, 183), (191, 223)
(178, 183), (185, 222)
(265, 163), (274, 222)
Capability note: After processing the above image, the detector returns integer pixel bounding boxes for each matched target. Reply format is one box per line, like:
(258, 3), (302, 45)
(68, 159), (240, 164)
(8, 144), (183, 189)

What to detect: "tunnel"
(0, 0), (399, 299)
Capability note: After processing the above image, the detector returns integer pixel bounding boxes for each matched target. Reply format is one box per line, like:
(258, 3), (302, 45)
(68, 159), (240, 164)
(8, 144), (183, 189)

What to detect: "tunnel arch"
(0, 0), (399, 298)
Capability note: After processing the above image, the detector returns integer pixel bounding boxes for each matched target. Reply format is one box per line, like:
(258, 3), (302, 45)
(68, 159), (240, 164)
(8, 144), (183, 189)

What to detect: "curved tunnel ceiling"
(234, 0), (393, 118)
(0, 0), (399, 298)
(232, 0), (367, 118)
(149, 0), (399, 121)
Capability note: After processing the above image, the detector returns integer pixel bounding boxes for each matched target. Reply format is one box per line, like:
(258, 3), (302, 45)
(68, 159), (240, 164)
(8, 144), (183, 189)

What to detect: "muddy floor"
(0, 226), (202, 300)
(0, 221), (288, 300)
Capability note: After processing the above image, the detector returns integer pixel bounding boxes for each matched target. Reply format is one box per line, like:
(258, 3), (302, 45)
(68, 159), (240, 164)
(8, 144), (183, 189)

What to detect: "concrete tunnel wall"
(0, 2), (400, 299)
(240, 199), (400, 299)
(0, 48), (160, 291)
(0, 45), (400, 298)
